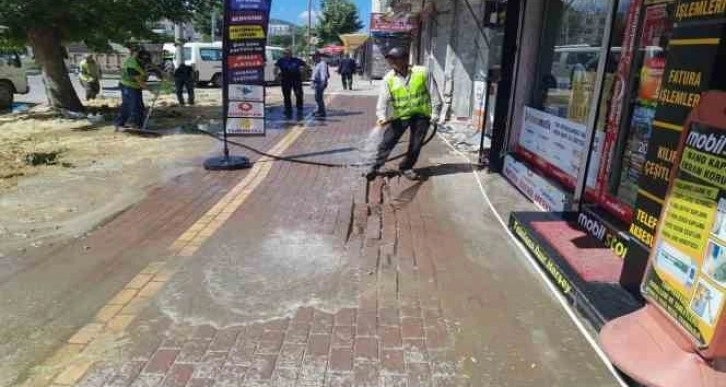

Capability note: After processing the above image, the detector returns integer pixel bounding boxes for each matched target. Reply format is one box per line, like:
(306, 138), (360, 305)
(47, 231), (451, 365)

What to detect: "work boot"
(400, 169), (421, 181)
(284, 110), (293, 119)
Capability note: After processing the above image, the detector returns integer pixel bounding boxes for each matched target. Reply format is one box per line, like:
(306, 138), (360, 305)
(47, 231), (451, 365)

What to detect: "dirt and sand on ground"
(0, 88), (280, 255)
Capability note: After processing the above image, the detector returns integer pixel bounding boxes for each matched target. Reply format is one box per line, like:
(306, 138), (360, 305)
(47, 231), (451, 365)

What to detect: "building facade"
(376, 0), (726, 382)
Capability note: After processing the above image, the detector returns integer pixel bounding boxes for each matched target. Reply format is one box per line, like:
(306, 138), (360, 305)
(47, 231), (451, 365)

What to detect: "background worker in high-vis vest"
(366, 48), (442, 181)
(115, 49), (150, 131)
(79, 54), (102, 101)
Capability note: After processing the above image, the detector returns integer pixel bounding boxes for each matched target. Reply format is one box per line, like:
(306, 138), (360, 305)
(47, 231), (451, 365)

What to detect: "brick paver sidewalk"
(16, 95), (617, 387)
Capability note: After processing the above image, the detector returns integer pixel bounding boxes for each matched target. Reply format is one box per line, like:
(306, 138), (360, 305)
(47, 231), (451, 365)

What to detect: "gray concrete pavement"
(2, 92), (618, 386)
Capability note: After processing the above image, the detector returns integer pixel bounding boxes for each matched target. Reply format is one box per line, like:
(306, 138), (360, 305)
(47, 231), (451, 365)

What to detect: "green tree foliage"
(269, 25), (307, 55)
(315, 0), (363, 46)
(192, 1), (223, 42)
(0, 0), (213, 110)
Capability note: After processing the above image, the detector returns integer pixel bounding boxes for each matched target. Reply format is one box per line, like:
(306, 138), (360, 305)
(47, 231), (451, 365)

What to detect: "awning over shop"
(339, 34), (369, 53)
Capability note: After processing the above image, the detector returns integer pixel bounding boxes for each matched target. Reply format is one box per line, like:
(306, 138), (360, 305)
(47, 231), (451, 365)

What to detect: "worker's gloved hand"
(376, 119), (387, 128)
(430, 116), (439, 126)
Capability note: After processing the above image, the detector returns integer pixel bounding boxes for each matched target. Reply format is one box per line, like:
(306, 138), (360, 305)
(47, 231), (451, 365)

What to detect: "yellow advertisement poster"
(229, 25), (266, 40)
(643, 120), (726, 347)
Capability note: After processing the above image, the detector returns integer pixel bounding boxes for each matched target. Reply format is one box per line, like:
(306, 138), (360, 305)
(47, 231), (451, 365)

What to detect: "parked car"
(0, 51), (29, 109)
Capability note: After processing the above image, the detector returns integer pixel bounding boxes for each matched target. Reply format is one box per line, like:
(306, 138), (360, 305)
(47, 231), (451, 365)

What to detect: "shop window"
(514, 0), (617, 193)
(200, 48), (223, 62)
(606, 1), (675, 208)
(534, 0), (612, 124)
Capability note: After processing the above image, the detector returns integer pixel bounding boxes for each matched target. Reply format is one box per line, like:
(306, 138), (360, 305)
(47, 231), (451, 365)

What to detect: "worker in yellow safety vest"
(366, 48), (442, 181)
(115, 48), (150, 131)
(79, 54), (102, 100)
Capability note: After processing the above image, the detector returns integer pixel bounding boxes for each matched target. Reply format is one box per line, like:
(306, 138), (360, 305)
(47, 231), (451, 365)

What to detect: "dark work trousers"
(175, 78), (195, 105)
(82, 80), (100, 100)
(314, 84), (327, 115)
(281, 78), (303, 114)
(115, 85), (144, 128)
(372, 115), (430, 172)
(341, 73), (353, 90)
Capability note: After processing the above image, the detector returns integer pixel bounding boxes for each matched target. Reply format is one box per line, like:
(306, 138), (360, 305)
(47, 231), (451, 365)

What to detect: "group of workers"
(84, 44), (438, 181)
(274, 49), (359, 119)
(79, 45), (195, 132)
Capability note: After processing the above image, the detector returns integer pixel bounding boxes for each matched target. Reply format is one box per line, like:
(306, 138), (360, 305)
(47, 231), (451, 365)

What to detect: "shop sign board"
(227, 118), (266, 135)
(370, 13), (417, 33)
(228, 84), (264, 102)
(510, 217), (573, 296)
(223, 0), (270, 136)
(228, 101), (265, 118)
(578, 210), (631, 259)
(642, 91), (726, 348)
(229, 0), (269, 11)
(503, 155), (570, 212)
(517, 107), (603, 190)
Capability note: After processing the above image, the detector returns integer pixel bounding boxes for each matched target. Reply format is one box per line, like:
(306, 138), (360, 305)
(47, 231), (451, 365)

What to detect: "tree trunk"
(28, 27), (84, 112)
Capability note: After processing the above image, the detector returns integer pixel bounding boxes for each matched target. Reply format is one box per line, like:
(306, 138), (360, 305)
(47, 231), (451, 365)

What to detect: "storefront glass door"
(604, 0), (676, 216)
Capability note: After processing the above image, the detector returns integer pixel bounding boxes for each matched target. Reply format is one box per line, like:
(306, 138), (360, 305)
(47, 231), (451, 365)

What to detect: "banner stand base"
(203, 155), (252, 171)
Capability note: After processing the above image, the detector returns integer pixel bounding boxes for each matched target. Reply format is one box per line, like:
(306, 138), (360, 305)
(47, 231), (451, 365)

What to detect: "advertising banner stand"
(204, 0), (271, 171)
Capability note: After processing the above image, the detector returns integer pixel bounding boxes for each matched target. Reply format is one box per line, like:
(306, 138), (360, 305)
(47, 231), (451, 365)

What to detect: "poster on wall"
(595, 0), (644, 223)
(472, 80), (488, 130)
(503, 155), (570, 212)
(517, 107), (603, 189)
(642, 92), (726, 347)
(223, 0), (270, 136)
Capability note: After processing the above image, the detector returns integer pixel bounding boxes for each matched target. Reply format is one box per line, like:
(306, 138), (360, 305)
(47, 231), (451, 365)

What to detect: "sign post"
(204, 0), (271, 171)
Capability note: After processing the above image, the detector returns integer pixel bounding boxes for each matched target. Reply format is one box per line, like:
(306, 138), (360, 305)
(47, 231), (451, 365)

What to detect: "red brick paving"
(65, 96), (472, 386)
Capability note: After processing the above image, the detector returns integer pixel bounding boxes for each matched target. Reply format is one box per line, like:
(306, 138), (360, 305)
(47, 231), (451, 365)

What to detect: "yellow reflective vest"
(385, 66), (432, 119)
(79, 59), (100, 83)
(120, 56), (146, 89)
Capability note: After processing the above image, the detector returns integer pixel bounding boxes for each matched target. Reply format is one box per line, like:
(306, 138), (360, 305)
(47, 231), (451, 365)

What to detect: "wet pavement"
(1, 93), (619, 386)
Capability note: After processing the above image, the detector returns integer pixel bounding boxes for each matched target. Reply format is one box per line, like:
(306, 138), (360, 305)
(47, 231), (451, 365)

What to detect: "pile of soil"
(0, 90), (225, 254)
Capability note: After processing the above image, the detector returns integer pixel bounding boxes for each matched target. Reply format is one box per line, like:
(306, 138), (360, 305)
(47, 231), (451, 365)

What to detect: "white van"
(163, 42), (284, 87)
(0, 51), (29, 108)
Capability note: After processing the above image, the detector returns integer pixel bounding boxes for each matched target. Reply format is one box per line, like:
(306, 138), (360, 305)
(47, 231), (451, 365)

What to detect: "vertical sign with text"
(224, 0), (271, 136)
(642, 92), (726, 348)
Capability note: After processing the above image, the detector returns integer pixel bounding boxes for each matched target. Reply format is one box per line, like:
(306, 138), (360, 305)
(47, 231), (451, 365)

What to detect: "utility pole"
(307, 0), (313, 58)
